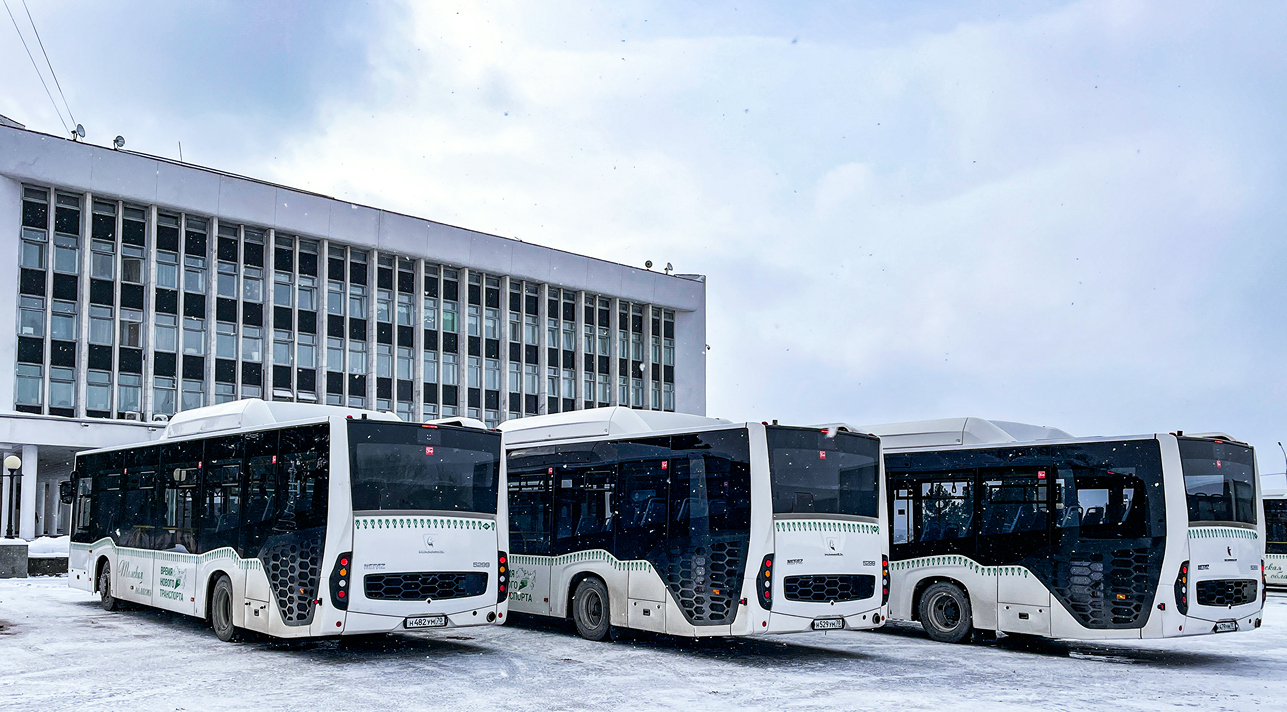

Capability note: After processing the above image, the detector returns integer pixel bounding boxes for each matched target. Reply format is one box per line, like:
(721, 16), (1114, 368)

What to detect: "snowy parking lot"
(2, 577), (1286, 711)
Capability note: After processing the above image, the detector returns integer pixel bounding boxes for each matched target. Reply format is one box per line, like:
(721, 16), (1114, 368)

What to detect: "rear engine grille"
(783, 575), (876, 603)
(1196, 579), (1257, 607)
(364, 572), (487, 601)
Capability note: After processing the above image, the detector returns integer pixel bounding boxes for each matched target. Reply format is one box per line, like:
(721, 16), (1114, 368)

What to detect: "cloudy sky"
(3, 1), (1285, 472)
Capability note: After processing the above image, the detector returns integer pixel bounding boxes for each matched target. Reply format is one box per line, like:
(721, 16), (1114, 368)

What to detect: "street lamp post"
(3, 455), (21, 539)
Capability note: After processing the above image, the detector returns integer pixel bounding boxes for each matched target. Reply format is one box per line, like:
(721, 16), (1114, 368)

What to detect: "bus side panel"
(890, 562), (1000, 631)
(193, 555), (242, 622)
(734, 423), (774, 637)
(116, 547), (155, 605)
(315, 416), (352, 636)
(69, 542), (92, 591)
(150, 553), (199, 617)
(508, 557), (553, 616)
(550, 558), (628, 627)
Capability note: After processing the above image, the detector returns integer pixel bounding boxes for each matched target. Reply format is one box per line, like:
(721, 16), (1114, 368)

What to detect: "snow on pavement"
(2, 576), (1285, 711)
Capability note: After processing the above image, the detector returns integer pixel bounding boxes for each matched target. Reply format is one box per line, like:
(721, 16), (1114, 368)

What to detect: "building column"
(19, 444), (37, 539)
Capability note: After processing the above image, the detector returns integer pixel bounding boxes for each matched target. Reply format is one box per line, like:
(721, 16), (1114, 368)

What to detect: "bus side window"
(123, 446), (160, 549)
(918, 478), (973, 542)
(1075, 471), (1146, 539)
(507, 466), (553, 555)
(158, 440), (201, 554)
(241, 429), (281, 556)
(275, 424), (330, 533)
(615, 438), (671, 561)
(891, 487), (912, 545)
(71, 470), (93, 542)
(200, 434), (244, 553)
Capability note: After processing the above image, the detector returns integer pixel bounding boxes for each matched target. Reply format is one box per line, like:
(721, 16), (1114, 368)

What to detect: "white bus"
(66, 399), (509, 642)
(1265, 484), (1287, 587)
(498, 408), (889, 640)
(863, 418), (1266, 643)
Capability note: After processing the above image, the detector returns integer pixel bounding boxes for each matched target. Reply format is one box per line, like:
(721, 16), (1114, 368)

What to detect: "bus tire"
(211, 575), (240, 642)
(98, 560), (120, 612)
(572, 577), (611, 641)
(919, 582), (972, 643)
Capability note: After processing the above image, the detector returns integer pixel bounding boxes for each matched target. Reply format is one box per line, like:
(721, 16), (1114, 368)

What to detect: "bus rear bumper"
(341, 603), (507, 635)
(764, 605), (888, 634)
(1162, 609), (1263, 637)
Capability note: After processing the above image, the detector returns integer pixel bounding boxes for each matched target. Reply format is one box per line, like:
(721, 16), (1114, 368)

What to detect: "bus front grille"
(783, 575), (876, 603)
(363, 572), (488, 601)
(1195, 579), (1257, 607)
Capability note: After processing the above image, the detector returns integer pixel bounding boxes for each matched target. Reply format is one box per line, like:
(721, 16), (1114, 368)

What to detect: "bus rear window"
(767, 427), (880, 517)
(349, 422), (500, 514)
(1179, 438), (1256, 525)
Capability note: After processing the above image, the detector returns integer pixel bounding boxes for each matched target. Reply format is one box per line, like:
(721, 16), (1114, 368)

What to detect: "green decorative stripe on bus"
(774, 521), (880, 535)
(511, 549), (653, 573)
(69, 540), (260, 570)
(892, 555), (1030, 578)
(355, 517), (494, 531)
(1187, 527), (1258, 540)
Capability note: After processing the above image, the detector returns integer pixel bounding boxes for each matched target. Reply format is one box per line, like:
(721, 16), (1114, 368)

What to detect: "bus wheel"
(211, 576), (240, 642)
(919, 582), (972, 644)
(98, 561), (120, 612)
(572, 578), (611, 641)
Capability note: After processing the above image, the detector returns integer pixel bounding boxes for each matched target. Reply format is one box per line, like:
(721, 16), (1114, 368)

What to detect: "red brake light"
(337, 590), (345, 598)
(422, 423), (438, 428)
(340, 557), (349, 567)
(499, 556), (506, 564)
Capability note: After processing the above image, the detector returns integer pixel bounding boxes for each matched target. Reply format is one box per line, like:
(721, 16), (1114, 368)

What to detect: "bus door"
(979, 467), (1053, 634)
(617, 454), (669, 632)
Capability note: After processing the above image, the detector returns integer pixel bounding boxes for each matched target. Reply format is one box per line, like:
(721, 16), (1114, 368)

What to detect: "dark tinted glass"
(1267, 499), (1287, 555)
(767, 427), (880, 517)
(1180, 438), (1257, 524)
(349, 421), (500, 514)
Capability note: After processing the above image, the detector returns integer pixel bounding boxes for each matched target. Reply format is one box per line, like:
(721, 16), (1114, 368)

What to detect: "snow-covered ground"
(2, 577), (1285, 711)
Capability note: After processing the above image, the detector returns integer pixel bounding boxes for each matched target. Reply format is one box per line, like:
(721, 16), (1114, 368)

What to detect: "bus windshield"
(349, 422), (500, 514)
(1179, 438), (1256, 525)
(767, 427), (880, 517)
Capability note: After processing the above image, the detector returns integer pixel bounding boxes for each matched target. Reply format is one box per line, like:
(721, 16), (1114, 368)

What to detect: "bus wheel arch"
(203, 570), (234, 623)
(209, 573), (240, 642)
(915, 578), (973, 644)
(95, 556), (119, 612)
(568, 574), (612, 641)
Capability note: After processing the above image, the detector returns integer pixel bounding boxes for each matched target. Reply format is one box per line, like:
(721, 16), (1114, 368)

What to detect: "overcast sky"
(3, 1), (1285, 472)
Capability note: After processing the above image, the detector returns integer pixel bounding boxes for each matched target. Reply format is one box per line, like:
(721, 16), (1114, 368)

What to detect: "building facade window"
(216, 322), (237, 359)
(87, 370), (112, 412)
(183, 318), (206, 356)
(15, 364), (42, 407)
(181, 379), (205, 411)
(155, 313), (178, 352)
(89, 306), (114, 345)
(423, 350), (438, 384)
(50, 367), (76, 410)
(242, 326), (263, 362)
(19, 296), (44, 336)
(118, 374), (142, 413)
(120, 309), (143, 348)
(442, 353), (458, 386)
(154, 376), (177, 415)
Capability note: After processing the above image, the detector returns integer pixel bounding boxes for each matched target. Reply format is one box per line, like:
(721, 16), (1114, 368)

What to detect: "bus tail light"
(882, 555), (890, 606)
(329, 552), (353, 611)
(1173, 561), (1188, 616)
(756, 555), (773, 610)
(497, 551), (508, 604)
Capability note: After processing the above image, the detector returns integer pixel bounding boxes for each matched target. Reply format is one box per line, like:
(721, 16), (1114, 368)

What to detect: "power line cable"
(21, 0), (76, 128)
(1, 0), (68, 134)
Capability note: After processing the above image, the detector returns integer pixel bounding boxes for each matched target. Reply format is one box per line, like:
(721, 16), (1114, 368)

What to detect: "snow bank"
(25, 535), (70, 558)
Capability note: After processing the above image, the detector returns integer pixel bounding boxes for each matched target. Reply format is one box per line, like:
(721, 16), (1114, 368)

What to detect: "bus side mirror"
(59, 480), (75, 505)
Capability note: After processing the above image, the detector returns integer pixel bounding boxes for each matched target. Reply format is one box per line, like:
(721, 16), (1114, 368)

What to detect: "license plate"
(1214, 620), (1237, 633)
(812, 618), (844, 630)
(404, 615), (447, 629)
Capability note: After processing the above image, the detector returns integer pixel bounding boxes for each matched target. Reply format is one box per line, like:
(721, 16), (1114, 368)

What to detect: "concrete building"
(0, 118), (706, 540)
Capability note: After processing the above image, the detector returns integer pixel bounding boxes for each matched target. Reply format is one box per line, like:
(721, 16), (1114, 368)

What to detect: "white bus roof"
(498, 407), (731, 445)
(162, 398), (402, 440)
(852, 417), (1074, 451)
